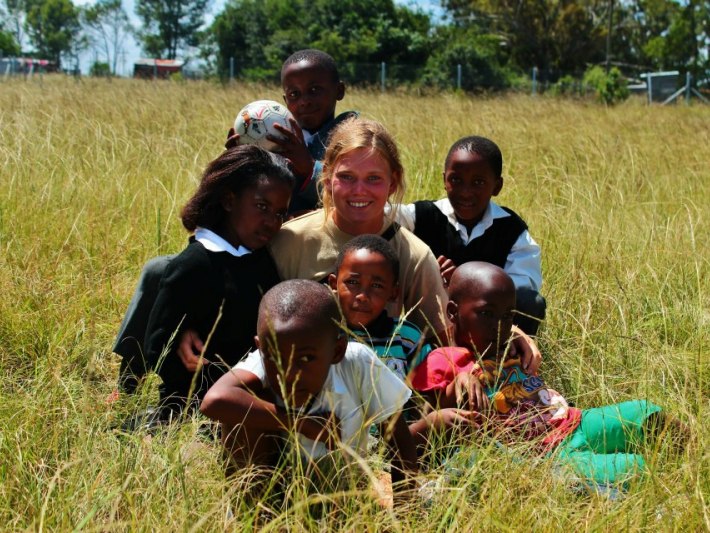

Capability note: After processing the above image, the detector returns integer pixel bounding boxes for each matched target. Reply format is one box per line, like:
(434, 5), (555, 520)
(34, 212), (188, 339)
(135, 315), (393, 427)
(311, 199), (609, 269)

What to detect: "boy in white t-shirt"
(200, 279), (417, 491)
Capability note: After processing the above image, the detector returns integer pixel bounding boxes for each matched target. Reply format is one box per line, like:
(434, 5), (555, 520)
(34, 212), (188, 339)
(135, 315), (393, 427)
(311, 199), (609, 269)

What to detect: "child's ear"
(331, 332), (348, 365)
(336, 81), (345, 101)
(254, 335), (261, 350)
(328, 273), (338, 291)
(221, 190), (236, 211)
(390, 283), (400, 302)
(492, 176), (503, 197)
(446, 300), (459, 322)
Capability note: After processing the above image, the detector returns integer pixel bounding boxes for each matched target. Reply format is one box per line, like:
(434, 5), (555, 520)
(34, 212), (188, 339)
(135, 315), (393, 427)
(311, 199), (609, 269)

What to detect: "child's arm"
(510, 326), (542, 375)
(379, 412), (418, 493)
(437, 255), (456, 287)
(505, 231), (542, 292)
(200, 368), (339, 445)
(408, 407), (480, 450)
(200, 367), (286, 430)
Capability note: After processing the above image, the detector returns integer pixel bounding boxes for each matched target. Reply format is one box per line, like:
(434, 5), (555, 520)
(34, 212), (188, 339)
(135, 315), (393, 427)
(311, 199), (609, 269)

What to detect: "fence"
(1, 57), (58, 78)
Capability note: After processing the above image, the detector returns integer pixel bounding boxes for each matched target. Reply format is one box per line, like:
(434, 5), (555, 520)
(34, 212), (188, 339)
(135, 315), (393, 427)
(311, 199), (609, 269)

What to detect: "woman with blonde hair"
(268, 117), (447, 340)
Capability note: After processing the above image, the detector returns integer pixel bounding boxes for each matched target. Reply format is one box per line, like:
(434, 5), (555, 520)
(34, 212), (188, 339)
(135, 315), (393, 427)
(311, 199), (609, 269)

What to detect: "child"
(142, 146), (293, 419)
(411, 262), (672, 485)
(329, 234), (483, 451)
(328, 234), (432, 381)
(395, 136), (545, 335)
(113, 49), (355, 395)
(200, 279), (417, 490)
(228, 49), (357, 215)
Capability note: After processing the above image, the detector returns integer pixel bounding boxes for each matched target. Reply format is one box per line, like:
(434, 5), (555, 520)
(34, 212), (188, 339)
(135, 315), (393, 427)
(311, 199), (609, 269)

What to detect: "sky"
(73, 0), (446, 76)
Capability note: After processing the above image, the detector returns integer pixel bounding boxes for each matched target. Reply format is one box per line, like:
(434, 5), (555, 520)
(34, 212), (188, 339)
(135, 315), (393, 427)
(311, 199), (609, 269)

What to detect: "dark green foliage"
(135, 0), (209, 59)
(208, 0), (431, 84)
(421, 28), (512, 91)
(24, 0), (81, 67)
(89, 60), (110, 77)
(0, 29), (20, 55)
(583, 65), (630, 104)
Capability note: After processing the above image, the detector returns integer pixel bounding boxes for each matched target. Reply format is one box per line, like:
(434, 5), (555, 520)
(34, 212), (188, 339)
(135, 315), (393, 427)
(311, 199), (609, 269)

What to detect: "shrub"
(582, 65), (629, 104)
(89, 61), (111, 77)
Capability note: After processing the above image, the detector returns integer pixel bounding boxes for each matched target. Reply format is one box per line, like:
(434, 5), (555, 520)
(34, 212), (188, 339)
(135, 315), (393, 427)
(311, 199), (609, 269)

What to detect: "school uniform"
(144, 228), (280, 411)
(396, 199), (546, 334)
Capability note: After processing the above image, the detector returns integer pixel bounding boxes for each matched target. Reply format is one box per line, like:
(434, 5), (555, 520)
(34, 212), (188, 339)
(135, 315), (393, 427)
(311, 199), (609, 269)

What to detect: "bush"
(89, 61), (111, 77)
(582, 65), (629, 104)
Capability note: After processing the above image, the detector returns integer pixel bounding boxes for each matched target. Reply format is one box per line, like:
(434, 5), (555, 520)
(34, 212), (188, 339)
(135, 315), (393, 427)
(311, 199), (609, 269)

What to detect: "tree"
(208, 0), (431, 83)
(442, 0), (609, 80)
(25, 0), (81, 67)
(610, 0), (710, 79)
(135, 0), (209, 59)
(421, 26), (512, 90)
(0, 29), (21, 55)
(1, 0), (27, 51)
(82, 0), (132, 75)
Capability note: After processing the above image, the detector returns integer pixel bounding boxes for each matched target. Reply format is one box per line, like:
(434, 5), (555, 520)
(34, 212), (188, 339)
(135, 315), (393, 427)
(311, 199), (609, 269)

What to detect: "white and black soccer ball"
(233, 99), (294, 152)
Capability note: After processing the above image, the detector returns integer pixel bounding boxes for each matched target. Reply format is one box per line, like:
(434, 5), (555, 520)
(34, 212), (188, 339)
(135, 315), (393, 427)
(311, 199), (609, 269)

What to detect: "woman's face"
(221, 178), (292, 250)
(327, 148), (397, 235)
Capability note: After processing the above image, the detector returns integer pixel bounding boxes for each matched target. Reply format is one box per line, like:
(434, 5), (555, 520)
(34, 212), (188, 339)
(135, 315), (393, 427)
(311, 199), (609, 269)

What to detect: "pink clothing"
(411, 346), (582, 450)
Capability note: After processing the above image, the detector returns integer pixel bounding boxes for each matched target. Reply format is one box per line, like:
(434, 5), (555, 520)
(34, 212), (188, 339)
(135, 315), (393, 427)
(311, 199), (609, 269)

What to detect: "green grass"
(0, 76), (708, 531)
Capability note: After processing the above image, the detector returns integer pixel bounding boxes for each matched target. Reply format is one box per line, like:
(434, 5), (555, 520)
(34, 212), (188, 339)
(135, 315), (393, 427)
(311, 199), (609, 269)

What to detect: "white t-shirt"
(235, 342), (412, 459)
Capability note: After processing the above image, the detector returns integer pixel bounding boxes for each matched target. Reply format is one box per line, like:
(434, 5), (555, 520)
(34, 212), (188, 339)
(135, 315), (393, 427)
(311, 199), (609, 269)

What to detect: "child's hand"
(446, 372), (489, 412)
(224, 128), (240, 149)
(269, 119), (315, 179)
(177, 328), (210, 371)
(296, 411), (341, 449)
(424, 408), (481, 431)
(436, 255), (456, 287)
(510, 325), (541, 375)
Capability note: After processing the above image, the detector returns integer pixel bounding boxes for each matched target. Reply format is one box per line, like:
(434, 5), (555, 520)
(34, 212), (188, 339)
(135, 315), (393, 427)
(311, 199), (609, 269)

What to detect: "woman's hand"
(510, 325), (541, 375)
(176, 328), (210, 372)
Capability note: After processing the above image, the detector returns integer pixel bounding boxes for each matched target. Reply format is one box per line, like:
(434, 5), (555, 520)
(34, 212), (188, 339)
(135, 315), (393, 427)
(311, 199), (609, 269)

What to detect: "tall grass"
(0, 77), (707, 530)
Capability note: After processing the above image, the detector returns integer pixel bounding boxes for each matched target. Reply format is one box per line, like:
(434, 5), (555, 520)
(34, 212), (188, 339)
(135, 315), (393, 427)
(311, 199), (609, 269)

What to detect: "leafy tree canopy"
(136, 0), (209, 59)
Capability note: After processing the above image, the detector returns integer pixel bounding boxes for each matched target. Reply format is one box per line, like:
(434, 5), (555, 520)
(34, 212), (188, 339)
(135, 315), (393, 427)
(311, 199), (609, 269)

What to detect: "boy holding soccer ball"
(227, 49), (357, 215)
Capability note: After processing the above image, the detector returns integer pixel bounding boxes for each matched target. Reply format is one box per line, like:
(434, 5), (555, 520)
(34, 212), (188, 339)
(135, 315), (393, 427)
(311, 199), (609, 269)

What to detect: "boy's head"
(329, 234), (400, 329)
(281, 49), (345, 134)
(446, 262), (516, 357)
(256, 279), (346, 408)
(443, 136), (504, 229)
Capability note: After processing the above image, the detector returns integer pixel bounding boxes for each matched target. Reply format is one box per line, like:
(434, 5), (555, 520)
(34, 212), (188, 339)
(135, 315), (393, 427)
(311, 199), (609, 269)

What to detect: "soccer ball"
(233, 100), (294, 152)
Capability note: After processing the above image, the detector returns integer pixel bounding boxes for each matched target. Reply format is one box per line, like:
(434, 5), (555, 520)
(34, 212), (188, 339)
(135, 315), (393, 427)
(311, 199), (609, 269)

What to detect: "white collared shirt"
(235, 342), (412, 460)
(194, 227), (251, 257)
(395, 199), (542, 291)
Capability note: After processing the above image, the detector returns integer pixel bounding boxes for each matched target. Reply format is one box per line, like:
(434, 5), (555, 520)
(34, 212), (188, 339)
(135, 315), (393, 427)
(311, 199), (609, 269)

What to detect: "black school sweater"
(144, 239), (280, 394)
(412, 200), (528, 268)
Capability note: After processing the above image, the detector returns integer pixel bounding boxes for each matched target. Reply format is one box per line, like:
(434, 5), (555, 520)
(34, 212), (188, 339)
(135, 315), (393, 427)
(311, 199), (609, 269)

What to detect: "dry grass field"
(0, 76), (708, 531)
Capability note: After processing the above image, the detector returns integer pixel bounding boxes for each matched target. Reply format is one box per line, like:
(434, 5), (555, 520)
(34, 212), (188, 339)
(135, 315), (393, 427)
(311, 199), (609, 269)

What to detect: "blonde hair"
(319, 117), (405, 220)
